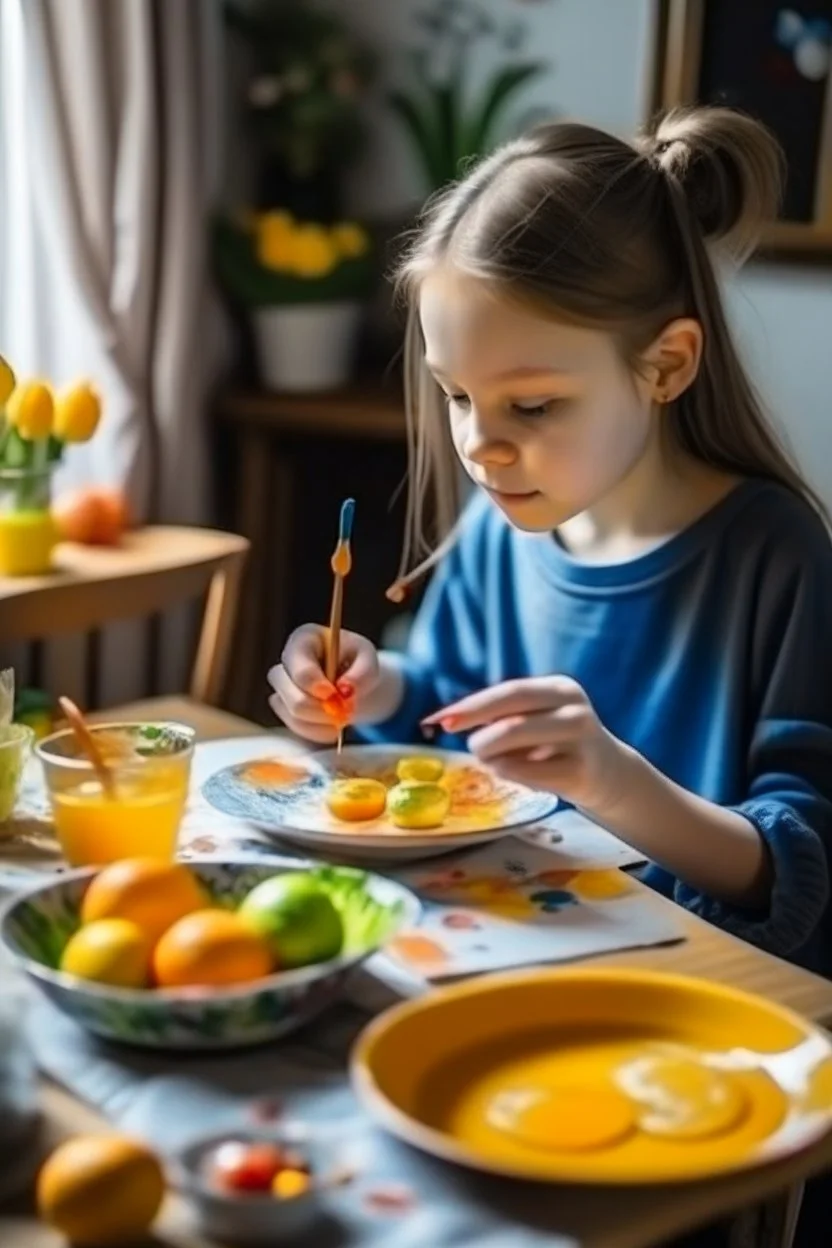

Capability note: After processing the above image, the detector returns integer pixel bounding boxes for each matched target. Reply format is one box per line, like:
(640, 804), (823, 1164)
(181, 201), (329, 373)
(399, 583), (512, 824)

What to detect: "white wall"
(341, 0), (832, 507)
(345, 0), (655, 218)
(728, 267), (832, 505)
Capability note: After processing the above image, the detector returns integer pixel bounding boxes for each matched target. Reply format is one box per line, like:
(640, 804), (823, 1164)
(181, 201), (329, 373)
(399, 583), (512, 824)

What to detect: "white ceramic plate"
(202, 744), (557, 863)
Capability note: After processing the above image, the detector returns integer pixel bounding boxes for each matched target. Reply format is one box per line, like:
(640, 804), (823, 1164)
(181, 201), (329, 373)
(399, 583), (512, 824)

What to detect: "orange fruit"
(153, 909), (274, 988)
(81, 858), (206, 944)
(59, 918), (152, 988)
(37, 1134), (165, 1245)
(53, 486), (130, 546)
(93, 488), (130, 543)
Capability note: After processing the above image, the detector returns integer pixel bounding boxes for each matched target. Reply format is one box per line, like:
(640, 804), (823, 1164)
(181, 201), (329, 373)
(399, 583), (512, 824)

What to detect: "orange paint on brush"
(322, 691), (355, 726)
(331, 540), (352, 577)
(242, 759), (308, 787)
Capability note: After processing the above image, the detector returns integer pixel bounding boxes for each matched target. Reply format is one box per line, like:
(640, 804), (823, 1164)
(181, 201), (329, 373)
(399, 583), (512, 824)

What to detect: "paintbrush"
(325, 498), (355, 754)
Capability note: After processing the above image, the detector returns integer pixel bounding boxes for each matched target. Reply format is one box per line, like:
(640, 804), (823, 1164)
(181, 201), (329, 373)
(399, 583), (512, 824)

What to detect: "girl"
(269, 106), (832, 977)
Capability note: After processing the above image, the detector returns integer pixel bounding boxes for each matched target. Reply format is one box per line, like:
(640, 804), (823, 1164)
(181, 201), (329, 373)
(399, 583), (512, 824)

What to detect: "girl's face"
(419, 267), (659, 533)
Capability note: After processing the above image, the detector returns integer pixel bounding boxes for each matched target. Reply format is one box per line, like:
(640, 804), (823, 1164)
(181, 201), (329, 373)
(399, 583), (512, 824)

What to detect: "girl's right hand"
(268, 624), (381, 744)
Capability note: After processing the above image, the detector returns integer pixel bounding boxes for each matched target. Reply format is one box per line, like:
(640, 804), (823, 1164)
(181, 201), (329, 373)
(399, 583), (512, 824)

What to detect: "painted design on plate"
(203, 746), (557, 839)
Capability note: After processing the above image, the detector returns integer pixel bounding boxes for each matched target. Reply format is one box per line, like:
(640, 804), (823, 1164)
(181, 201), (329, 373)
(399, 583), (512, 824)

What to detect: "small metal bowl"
(170, 1128), (337, 1244)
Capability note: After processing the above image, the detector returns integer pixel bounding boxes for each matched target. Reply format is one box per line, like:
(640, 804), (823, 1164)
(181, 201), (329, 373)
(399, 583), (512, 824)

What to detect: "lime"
(239, 873), (343, 969)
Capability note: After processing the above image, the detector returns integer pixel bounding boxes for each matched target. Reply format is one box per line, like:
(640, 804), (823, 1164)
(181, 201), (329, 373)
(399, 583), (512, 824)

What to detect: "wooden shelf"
(216, 386), (407, 440)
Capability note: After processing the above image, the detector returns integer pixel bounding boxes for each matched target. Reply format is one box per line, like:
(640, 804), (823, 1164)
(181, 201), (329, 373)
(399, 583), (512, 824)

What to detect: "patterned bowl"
(0, 857), (420, 1051)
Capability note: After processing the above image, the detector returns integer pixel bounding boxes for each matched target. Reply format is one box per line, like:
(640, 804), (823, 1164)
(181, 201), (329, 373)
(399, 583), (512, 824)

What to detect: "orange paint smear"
(242, 759), (308, 787)
(442, 766), (505, 821)
(389, 933), (449, 967)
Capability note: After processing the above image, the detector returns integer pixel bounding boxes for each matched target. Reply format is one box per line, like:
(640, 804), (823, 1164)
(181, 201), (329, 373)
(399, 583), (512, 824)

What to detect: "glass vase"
(0, 465), (57, 576)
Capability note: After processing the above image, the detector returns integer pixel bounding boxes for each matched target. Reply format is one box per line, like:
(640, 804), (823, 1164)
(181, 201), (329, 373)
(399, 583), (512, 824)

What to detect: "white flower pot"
(253, 302), (363, 393)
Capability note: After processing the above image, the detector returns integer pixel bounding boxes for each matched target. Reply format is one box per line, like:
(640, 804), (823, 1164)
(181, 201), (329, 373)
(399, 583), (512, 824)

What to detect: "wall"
(342, 0), (832, 507)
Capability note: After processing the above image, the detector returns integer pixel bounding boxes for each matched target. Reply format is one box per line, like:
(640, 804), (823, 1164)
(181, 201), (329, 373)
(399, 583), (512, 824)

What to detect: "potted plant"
(0, 355), (103, 576)
(220, 0), (377, 390)
(389, 0), (547, 192)
(215, 211), (374, 392)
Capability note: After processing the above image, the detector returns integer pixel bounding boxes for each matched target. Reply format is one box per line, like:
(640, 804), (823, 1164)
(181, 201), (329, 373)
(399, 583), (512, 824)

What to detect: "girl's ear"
(642, 318), (703, 403)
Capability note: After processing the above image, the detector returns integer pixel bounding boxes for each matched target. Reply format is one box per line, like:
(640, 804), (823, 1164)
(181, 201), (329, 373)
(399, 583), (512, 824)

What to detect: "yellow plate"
(352, 968), (832, 1184)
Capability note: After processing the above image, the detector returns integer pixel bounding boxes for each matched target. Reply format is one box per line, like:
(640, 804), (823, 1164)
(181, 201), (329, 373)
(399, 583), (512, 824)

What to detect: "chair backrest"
(0, 526), (249, 706)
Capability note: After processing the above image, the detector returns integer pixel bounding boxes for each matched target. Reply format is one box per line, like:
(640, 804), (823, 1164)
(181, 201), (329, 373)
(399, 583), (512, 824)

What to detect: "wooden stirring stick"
(325, 498), (355, 754)
(58, 696), (116, 799)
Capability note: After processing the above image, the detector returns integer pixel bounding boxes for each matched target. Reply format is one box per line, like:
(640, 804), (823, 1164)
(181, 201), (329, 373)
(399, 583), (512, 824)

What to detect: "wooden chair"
(0, 526), (250, 733)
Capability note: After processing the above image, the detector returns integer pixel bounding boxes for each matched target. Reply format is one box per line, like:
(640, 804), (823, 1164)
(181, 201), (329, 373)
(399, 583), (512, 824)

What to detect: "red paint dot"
(249, 1097), (284, 1124)
(364, 1183), (418, 1214)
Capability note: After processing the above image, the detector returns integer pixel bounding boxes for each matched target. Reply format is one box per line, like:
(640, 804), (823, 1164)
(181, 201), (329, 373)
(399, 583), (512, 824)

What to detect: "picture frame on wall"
(650, 0), (832, 255)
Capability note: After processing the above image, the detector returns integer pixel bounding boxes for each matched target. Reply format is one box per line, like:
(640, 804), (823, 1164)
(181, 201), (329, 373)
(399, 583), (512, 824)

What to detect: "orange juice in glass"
(37, 722), (195, 865)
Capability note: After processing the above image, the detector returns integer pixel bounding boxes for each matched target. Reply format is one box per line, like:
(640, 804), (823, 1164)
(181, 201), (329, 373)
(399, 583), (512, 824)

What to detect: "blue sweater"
(362, 480), (832, 973)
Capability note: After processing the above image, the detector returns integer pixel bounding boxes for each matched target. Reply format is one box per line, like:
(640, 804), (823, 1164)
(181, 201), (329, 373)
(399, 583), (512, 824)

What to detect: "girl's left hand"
(422, 677), (634, 816)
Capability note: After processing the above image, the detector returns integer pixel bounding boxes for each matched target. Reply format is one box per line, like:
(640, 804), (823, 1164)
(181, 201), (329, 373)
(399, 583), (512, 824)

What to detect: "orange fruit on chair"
(81, 858), (207, 945)
(153, 909), (274, 988)
(37, 1134), (165, 1245)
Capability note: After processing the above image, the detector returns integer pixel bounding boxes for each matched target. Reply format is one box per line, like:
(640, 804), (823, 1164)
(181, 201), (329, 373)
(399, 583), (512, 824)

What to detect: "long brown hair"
(388, 106), (825, 599)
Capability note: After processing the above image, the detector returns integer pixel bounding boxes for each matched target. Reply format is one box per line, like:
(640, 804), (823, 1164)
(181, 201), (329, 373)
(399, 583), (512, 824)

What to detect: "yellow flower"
(256, 211), (296, 271)
(287, 224), (338, 278)
(6, 381), (54, 440)
(331, 222), (369, 259)
(53, 382), (102, 443)
(0, 354), (16, 406)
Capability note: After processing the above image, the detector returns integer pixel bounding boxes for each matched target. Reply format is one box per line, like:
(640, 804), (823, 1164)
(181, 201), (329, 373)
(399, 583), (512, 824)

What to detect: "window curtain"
(0, 0), (226, 702)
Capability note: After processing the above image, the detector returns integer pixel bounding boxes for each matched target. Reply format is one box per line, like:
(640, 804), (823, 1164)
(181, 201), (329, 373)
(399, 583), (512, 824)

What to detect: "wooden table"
(4, 701), (832, 1247)
(0, 526), (249, 710)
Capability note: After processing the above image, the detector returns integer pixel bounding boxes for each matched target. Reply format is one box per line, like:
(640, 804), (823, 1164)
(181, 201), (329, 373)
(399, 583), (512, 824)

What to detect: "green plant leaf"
(433, 78), (466, 181)
(463, 62), (545, 159)
(2, 428), (31, 470)
(388, 88), (449, 191)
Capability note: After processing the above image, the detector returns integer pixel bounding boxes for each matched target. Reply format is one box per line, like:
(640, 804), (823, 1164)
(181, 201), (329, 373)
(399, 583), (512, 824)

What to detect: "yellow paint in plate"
(352, 968), (832, 1184)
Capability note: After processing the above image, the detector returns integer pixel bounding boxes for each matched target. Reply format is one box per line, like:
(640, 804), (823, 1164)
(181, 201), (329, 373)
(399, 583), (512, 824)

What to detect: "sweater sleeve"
(358, 500), (489, 745)
(674, 524), (832, 959)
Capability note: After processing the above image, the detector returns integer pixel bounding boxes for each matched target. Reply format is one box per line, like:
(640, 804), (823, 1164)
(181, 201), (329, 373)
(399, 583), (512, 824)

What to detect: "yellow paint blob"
(396, 756), (446, 783)
(327, 777), (387, 822)
(488, 1084), (636, 1152)
(614, 1049), (749, 1140)
(387, 781), (451, 829)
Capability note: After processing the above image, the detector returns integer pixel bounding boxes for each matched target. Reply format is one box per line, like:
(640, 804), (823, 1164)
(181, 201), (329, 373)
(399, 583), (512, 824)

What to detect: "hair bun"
(644, 106), (784, 260)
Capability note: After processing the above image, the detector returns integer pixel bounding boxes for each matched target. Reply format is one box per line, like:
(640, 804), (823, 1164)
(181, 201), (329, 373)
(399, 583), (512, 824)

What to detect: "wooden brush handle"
(325, 576), (344, 685)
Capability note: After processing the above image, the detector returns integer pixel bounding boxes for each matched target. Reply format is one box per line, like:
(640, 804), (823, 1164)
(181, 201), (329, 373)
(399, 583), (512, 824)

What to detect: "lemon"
(396, 756), (445, 783)
(59, 918), (152, 988)
(387, 781), (450, 829)
(37, 1134), (165, 1245)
